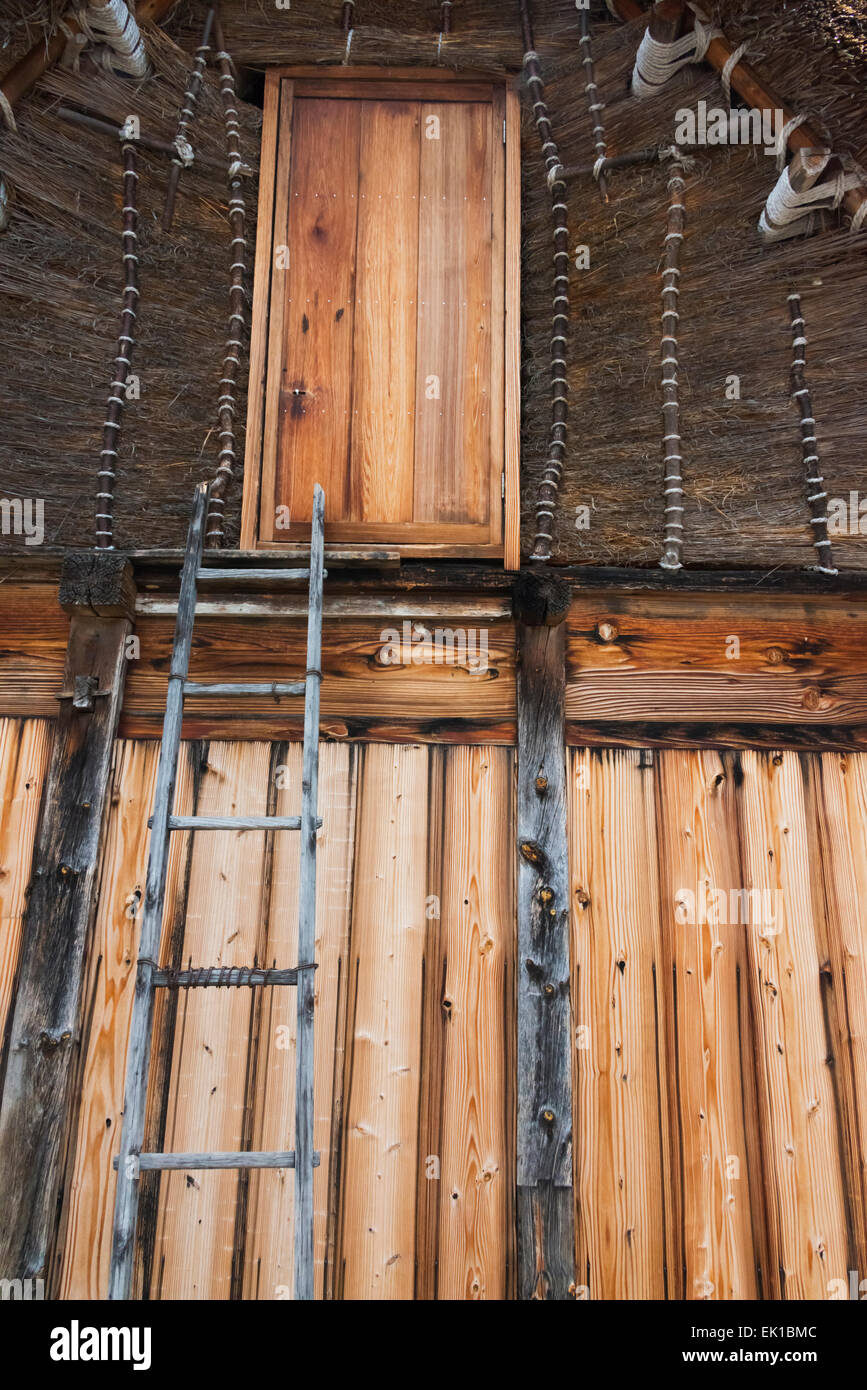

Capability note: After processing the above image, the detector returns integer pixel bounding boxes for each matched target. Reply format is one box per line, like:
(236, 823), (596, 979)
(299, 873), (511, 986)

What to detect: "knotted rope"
(205, 33), (252, 546)
(659, 152), (687, 572)
(632, 18), (721, 99)
(96, 119), (140, 549)
(787, 294), (836, 576)
(522, 32), (570, 562)
(759, 157), (865, 243)
(79, 0), (149, 79)
(578, 8), (608, 202)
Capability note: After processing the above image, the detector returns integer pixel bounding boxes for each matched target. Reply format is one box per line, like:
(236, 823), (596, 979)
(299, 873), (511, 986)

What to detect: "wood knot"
(575, 886), (590, 908)
(595, 621), (618, 644)
(534, 773), (549, 795)
(802, 685), (824, 713)
(520, 839), (545, 867)
(540, 1108), (556, 1127)
(765, 645), (786, 666)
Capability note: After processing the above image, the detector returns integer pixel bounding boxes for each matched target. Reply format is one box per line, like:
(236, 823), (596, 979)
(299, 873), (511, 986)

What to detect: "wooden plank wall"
(57, 740), (515, 1299)
(4, 726), (863, 1299)
(570, 748), (866, 1301)
(0, 718), (53, 1049)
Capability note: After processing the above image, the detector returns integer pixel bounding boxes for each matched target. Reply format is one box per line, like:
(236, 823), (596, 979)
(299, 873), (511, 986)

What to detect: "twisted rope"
(96, 123), (139, 549)
(205, 37), (251, 546)
(632, 18), (721, 98)
(578, 7), (608, 203)
(521, 4), (569, 563)
(82, 0), (149, 78)
(759, 157), (865, 243)
(659, 153), (687, 572)
(787, 293), (837, 576)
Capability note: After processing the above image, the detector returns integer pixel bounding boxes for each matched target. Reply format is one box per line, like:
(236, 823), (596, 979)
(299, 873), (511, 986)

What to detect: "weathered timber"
(0, 554), (135, 1288)
(515, 579), (574, 1299)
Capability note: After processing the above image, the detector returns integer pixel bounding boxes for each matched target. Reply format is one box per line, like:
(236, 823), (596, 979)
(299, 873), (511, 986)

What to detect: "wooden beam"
(0, 0), (175, 110)
(610, 0), (867, 224)
(514, 574), (575, 1299)
(0, 555), (135, 1289)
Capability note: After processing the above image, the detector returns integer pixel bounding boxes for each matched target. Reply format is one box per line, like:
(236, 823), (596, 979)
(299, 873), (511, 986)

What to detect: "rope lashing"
(205, 28), (251, 547)
(578, 7), (608, 203)
(163, 8), (213, 231)
(659, 152), (687, 573)
(437, 0), (453, 63)
(520, 2), (570, 563)
(632, 18), (722, 99)
(787, 293), (837, 576)
(341, 0), (355, 64)
(720, 39), (749, 103)
(80, 0), (149, 79)
(96, 120), (140, 550)
(759, 157), (865, 243)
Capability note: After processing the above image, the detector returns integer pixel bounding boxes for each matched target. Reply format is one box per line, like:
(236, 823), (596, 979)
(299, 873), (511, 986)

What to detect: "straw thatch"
(0, 0), (865, 568)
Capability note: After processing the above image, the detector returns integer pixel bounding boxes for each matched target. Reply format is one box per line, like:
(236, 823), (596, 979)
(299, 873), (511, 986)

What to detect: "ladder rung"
(113, 1150), (321, 1172)
(183, 681), (305, 697)
(153, 966), (304, 988)
(150, 815), (323, 831)
(196, 568), (325, 583)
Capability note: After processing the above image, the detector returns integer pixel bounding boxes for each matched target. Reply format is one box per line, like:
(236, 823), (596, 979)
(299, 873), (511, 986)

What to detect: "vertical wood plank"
(569, 748), (671, 1300)
(57, 741), (196, 1299)
(152, 742), (271, 1299)
(516, 618), (574, 1299)
(349, 100), (420, 524)
(503, 84), (521, 570)
(414, 102), (492, 527)
(436, 746), (513, 1300)
(240, 71), (282, 551)
(809, 752), (867, 1282)
(273, 98), (361, 527)
(655, 750), (762, 1299)
(0, 719), (52, 1048)
(339, 744), (429, 1300)
(241, 743), (357, 1299)
(0, 563), (134, 1287)
(737, 751), (849, 1299)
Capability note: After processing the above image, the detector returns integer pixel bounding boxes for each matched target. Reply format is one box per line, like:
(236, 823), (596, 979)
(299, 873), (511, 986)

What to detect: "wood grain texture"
(349, 101), (419, 524)
(0, 602), (132, 1286)
(339, 744), (429, 1299)
(57, 741), (197, 1299)
(0, 719), (52, 1048)
(436, 746), (513, 1300)
(569, 748), (671, 1300)
(566, 593), (867, 726)
(242, 744), (357, 1299)
(413, 102), (491, 528)
(151, 742), (271, 1299)
(654, 750), (761, 1300)
(516, 622), (574, 1298)
(274, 97), (360, 527)
(735, 751), (849, 1298)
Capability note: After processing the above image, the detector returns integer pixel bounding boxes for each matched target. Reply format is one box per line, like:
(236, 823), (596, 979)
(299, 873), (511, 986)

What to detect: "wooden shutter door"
(243, 70), (519, 561)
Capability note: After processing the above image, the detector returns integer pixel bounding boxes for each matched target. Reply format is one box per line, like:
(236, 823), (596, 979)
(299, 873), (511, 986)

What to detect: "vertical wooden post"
(0, 552), (135, 1288)
(514, 572), (574, 1299)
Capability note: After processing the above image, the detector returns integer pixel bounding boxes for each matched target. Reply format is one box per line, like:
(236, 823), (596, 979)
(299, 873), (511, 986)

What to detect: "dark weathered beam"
(514, 573), (575, 1299)
(0, 553), (135, 1290)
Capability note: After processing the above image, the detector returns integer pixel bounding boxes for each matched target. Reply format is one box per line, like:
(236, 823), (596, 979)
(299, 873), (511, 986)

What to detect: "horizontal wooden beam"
(610, 0), (867, 223)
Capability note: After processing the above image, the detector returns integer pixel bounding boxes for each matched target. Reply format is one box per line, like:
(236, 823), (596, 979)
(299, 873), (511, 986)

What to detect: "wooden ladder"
(108, 480), (325, 1300)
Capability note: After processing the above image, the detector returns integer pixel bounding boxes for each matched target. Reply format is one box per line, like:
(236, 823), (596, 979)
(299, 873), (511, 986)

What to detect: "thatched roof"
(0, 0), (866, 568)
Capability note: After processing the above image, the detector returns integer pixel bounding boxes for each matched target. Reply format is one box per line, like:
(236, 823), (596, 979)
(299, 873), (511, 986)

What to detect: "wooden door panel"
(413, 102), (492, 527)
(274, 97), (361, 526)
(244, 69), (518, 562)
(349, 100), (420, 524)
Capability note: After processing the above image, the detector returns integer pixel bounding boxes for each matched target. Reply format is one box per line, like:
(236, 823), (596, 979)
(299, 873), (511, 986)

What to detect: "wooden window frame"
(239, 67), (521, 567)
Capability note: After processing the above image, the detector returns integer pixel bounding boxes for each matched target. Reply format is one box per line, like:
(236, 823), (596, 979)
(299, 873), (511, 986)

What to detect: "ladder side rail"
(293, 484), (325, 1301)
(108, 481), (208, 1300)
